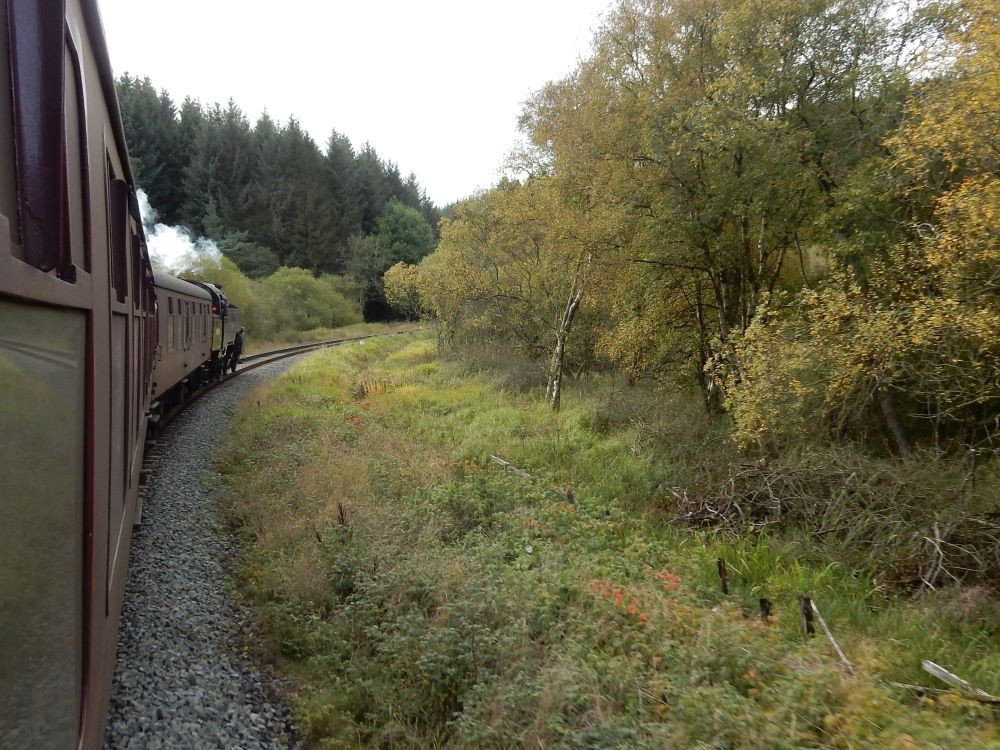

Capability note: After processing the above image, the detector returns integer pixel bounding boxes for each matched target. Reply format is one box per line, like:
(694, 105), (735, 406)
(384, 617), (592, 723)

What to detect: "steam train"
(0, 2), (241, 747)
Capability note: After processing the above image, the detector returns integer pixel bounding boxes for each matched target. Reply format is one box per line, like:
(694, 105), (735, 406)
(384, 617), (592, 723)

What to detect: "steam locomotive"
(0, 2), (241, 746)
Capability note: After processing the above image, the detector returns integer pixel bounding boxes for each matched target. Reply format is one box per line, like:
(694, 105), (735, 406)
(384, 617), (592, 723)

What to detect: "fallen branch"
(922, 660), (1000, 703)
(489, 454), (574, 501)
(490, 455), (535, 481)
(885, 680), (949, 696)
(810, 599), (855, 674)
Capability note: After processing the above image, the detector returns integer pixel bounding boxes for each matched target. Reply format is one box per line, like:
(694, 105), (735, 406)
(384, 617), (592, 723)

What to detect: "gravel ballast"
(105, 359), (303, 750)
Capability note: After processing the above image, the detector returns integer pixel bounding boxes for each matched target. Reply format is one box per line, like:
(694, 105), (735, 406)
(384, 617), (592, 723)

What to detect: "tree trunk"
(877, 386), (912, 459)
(693, 280), (724, 413)
(546, 255), (589, 412)
(546, 329), (567, 411)
(547, 287), (583, 411)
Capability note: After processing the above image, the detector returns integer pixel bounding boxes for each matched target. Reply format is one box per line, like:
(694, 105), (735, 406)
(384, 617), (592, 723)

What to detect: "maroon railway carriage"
(148, 273), (243, 428)
(151, 270), (212, 401)
(0, 1), (155, 747)
(0, 3), (249, 746)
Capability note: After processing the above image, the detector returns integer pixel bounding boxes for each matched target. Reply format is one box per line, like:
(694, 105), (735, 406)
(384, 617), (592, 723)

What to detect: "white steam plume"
(137, 189), (222, 273)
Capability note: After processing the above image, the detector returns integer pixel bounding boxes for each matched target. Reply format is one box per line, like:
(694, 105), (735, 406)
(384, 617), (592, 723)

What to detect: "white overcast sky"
(96, 0), (612, 207)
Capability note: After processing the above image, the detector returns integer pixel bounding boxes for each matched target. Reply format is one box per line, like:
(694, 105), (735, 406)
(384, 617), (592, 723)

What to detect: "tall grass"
(219, 334), (1000, 749)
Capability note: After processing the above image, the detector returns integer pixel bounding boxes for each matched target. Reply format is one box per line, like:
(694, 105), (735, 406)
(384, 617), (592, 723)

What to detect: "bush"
(383, 262), (423, 319)
(723, 268), (1000, 456)
(179, 255), (363, 341)
(254, 268), (362, 339)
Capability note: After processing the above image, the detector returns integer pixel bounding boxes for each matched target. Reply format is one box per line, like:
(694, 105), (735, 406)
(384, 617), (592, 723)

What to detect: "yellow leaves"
(822, 712), (844, 730)
(923, 176), (1000, 306)
(719, 0), (999, 449)
(411, 177), (602, 365)
(891, 0), (1000, 180)
(725, 218), (1000, 444)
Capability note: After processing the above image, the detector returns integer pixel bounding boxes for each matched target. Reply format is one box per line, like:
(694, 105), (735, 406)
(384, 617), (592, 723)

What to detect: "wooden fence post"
(717, 559), (729, 594)
(759, 598), (772, 621)
(799, 595), (815, 637)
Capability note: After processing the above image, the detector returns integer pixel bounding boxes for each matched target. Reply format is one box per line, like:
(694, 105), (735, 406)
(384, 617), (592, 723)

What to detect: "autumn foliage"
(389, 0), (997, 457)
(727, 0), (999, 452)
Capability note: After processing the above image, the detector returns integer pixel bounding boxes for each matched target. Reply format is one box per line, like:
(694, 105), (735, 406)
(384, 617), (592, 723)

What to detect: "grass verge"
(219, 333), (1000, 749)
(244, 321), (422, 355)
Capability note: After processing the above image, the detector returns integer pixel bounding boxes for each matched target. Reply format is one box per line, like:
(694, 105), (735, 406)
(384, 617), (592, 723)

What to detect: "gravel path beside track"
(105, 359), (302, 750)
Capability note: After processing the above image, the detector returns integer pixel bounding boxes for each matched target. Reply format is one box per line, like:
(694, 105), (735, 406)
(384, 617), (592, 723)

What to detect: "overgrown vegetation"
(221, 335), (1000, 748)
(180, 0), (998, 743)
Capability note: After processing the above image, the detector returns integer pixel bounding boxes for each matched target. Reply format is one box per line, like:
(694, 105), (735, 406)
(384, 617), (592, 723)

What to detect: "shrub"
(254, 267), (362, 338)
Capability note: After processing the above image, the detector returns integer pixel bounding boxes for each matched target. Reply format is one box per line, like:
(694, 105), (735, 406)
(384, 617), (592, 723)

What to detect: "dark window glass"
(130, 234), (141, 309)
(6, 1), (67, 276)
(64, 33), (90, 273)
(107, 171), (128, 303)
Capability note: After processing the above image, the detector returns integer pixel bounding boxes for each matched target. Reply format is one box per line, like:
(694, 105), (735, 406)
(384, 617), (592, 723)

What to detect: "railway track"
(137, 326), (425, 517)
(114, 332), (432, 745)
(155, 326), (425, 434)
(239, 326), (425, 369)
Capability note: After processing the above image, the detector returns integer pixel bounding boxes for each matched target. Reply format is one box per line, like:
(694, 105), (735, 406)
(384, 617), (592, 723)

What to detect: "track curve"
(156, 326), (425, 434)
(106, 328), (423, 748)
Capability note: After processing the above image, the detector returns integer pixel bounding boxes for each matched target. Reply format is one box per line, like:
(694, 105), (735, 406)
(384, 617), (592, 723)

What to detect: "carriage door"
(106, 176), (130, 602)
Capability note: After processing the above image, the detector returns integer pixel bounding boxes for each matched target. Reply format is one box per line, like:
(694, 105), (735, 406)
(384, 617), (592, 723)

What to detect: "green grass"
(219, 333), (1000, 749)
(244, 320), (422, 355)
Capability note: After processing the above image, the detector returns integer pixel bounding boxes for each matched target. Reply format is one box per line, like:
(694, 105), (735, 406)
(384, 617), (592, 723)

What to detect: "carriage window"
(166, 297), (173, 352)
(64, 34), (90, 273)
(107, 170), (128, 303)
(130, 234), (141, 309)
(4, 1), (69, 277)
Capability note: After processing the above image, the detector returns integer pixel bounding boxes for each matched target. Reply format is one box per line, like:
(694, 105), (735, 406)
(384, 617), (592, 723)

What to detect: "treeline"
(388, 0), (998, 460)
(117, 75), (440, 316)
